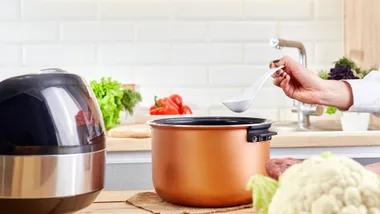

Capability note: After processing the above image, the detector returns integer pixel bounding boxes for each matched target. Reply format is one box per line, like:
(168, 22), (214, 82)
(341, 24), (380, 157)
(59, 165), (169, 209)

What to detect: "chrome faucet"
(269, 38), (323, 130)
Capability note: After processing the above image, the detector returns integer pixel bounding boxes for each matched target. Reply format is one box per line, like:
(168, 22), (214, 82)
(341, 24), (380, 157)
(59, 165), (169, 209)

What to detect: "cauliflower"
(247, 152), (380, 214)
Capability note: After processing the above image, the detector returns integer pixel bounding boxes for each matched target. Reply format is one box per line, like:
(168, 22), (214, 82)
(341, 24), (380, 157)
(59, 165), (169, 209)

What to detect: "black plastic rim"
(147, 116), (273, 129)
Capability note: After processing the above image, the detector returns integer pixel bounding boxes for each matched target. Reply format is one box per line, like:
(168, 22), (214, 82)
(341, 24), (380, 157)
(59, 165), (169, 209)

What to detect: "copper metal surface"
(151, 125), (270, 207)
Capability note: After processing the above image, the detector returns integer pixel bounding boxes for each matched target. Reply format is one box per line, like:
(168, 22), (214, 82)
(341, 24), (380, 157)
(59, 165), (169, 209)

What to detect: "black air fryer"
(0, 68), (106, 214)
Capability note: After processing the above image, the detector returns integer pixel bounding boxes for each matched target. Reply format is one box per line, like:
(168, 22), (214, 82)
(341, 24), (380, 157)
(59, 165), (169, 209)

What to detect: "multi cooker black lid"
(0, 68), (106, 155)
(0, 68), (87, 104)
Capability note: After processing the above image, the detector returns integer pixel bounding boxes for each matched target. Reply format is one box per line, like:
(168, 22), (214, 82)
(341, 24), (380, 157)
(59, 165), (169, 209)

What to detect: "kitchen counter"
(78, 191), (253, 214)
(107, 138), (151, 152)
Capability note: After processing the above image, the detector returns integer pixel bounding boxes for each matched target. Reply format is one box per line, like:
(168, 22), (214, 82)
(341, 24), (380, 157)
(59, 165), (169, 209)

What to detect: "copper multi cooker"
(147, 116), (277, 207)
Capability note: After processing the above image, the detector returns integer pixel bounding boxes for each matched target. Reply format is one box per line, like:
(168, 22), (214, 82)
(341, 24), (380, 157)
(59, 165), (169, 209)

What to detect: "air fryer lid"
(0, 68), (106, 155)
(0, 68), (87, 104)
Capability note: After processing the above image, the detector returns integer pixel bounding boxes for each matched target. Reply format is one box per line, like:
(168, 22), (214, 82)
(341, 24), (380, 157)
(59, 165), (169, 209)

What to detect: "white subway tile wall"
(0, 0), (343, 120)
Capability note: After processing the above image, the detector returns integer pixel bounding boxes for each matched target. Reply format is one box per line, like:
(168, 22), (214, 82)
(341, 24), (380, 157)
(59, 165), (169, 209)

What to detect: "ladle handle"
(240, 65), (284, 99)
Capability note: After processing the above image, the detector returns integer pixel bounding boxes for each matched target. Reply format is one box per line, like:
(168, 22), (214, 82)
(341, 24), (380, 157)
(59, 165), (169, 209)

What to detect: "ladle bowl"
(222, 66), (284, 113)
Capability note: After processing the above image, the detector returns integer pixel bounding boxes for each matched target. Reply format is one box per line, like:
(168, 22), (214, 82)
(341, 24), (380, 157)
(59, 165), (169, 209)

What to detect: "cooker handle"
(246, 127), (277, 143)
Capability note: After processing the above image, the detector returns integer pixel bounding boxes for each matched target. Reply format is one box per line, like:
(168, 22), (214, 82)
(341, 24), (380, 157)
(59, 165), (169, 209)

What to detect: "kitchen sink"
(270, 120), (380, 133)
(270, 121), (308, 132)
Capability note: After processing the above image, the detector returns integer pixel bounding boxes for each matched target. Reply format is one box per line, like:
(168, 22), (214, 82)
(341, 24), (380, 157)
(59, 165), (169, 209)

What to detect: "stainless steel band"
(0, 150), (105, 199)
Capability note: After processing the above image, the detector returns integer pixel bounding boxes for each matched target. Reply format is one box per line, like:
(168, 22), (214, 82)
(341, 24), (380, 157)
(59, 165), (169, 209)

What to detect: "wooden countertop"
(78, 191), (253, 214)
(106, 138), (151, 152)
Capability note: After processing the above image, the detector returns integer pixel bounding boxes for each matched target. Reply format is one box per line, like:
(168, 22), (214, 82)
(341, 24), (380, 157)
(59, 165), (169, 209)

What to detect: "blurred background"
(0, 0), (343, 121)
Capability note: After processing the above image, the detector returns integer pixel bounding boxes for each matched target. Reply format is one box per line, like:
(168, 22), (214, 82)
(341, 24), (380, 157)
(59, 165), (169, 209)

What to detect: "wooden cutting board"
(108, 124), (151, 138)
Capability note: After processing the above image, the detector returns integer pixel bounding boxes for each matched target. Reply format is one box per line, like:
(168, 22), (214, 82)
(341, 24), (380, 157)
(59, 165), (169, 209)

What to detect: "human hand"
(269, 56), (325, 104)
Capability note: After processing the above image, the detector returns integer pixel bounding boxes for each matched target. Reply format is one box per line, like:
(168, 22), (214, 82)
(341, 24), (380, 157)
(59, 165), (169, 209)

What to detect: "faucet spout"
(269, 38), (307, 67)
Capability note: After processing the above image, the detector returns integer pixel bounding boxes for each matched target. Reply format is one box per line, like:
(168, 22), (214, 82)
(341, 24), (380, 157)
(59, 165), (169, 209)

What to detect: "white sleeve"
(343, 71), (380, 117)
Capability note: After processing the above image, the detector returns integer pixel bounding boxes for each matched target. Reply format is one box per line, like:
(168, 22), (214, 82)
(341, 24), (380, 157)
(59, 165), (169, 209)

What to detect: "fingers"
(274, 74), (294, 100)
(269, 59), (280, 69)
(280, 74), (291, 95)
(270, 56), (301, 75)
(273, 77), (281, 87)
(273, 72), (288, 87)
(270, 58), (286, 78)
(273, 56), (290, 67)
(271, 69), (285, 78)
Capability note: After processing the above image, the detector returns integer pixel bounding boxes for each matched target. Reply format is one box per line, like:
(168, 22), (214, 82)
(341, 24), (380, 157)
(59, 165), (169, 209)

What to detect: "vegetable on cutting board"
(247, 152), (380, 214)
(90, 77), (142, 130)
(149, 94), (193, 115)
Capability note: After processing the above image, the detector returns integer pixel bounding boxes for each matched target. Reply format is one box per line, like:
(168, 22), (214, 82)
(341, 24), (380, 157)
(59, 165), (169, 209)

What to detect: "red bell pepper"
(169, 94), (183, 108)
(150, 96), (180, 115)
(180, 105), (193, 115)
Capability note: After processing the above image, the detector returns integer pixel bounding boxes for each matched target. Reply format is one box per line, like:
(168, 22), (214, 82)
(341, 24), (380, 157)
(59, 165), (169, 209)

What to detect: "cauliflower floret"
(267, 154), (380, 214)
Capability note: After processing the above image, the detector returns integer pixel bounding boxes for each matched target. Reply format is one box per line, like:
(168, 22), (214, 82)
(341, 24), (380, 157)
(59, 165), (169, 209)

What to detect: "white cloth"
(344, 71), (380, 117)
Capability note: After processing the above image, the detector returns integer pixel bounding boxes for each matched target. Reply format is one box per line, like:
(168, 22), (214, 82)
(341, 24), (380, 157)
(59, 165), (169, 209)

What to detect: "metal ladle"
(222, 65), (284, 113)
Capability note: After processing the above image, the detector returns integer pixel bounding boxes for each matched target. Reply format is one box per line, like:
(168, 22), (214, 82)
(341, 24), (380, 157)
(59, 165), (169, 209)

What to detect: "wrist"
(317, 80), (354, 110)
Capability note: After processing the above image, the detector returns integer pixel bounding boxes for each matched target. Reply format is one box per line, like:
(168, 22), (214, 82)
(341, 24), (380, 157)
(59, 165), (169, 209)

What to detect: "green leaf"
(325, 106), (337, 115)
(90, 77), (124, 130)
(321, 151), (336, 159)
(318, 70), (329, 80)
(121, 88), (142, 116)
(333, 57), (358, 70)
(246, 174), (279, 214)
